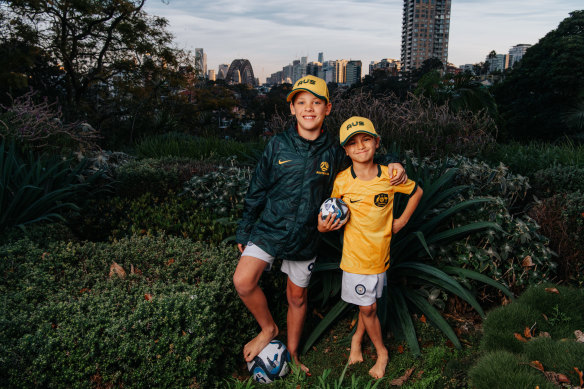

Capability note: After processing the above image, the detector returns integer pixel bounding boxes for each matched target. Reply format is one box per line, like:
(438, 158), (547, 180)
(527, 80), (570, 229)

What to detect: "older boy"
(318, 116), (423, 379)
(233, 76), (407, 372)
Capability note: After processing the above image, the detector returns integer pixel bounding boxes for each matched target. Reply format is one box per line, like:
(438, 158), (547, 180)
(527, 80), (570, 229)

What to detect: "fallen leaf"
(502, 296), (511, 306)
(420, 314), (427, 323)
(323, 347), (330, 353)
(524, 327), (533, 339)
(397, 345), (404, 354)
(538, 332), (551, 338)
(109, 262), (126, 279)
(389, 367), (415, 386)
(415, 370), (424, 379)
(522, 255), (534, 267)
(166, 258), (175, 266)
(514, 333), (528, 342)
(79, 288), (90, 294)
(542, 313), (549, 321)
(530, 360), (544, 371)
(130, 264), (142, 275)
(144, 293), (153, 301)
(574, 330), (584, 343)
(557, 373), (570, 383)
(574, 367), (583, 387)
(312, 309), (324, 319)
(545, 287), (560, 294)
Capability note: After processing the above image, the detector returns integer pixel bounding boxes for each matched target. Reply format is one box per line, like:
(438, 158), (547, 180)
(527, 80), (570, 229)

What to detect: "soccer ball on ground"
(247, 340), (291, 384)
(319, 197), (350, 226)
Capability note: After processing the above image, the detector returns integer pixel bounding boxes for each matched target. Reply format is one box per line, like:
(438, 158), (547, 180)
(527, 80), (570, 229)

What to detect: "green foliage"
(0, 140), (103, 233)
(529, 165), (584, 197)
(305, 158), (510, 356)
(482, 141), (584, 178)
(75, 192), (238, 243)
(494, 10), (584, 140)
(0, 235), (256, 388)
(468, 351), (556, 389)
(134, 132), (264, 163)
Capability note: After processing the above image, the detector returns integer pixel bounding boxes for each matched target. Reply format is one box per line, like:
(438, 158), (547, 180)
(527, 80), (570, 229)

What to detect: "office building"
(346, 60), (362, 85)
(401, 0), (451, 72)
(508, 44), (532, 67)
(195, 48), (207, 78)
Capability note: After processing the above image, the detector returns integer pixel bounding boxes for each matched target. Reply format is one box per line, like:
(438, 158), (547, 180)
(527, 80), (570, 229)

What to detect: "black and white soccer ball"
(320, 197), (350, 226)
(247, 340), (291, 384)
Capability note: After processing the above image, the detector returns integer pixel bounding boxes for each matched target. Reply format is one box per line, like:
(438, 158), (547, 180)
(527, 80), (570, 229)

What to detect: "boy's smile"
(290, 91), (331, 140)
(343, 133), (380, 164)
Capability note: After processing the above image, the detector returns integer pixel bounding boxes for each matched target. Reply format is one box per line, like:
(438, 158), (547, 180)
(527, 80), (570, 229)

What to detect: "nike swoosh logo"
(278, 159), (292, 164)
(349, 199), (362, 203)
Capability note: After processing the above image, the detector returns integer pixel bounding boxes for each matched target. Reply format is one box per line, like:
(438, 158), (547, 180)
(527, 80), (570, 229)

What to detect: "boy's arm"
(235, 141), (273, 246)
(393, 185), (423, 234)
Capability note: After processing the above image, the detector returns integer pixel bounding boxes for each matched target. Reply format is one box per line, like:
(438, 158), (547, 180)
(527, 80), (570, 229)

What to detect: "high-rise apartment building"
(508, 44), (532, 67)
(346, 60), (362, 86)
(195, 48), (207, 78)
(401, 0), (451, 72)
(318, 52), (324, 63)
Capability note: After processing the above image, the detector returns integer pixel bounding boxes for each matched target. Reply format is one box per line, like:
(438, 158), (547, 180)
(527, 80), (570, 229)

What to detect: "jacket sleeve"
(235, 140), (274, 245)
(374, 151), (401, 165)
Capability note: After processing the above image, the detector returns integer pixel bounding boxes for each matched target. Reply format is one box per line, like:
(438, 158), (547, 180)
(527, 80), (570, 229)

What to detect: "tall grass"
(135, 132), (265, 163)
(483, 140), (584, 176)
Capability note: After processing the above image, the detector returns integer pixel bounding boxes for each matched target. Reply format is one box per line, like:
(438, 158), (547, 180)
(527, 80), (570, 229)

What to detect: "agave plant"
(0, 140), (103, 232)
(303, 156), (514, 356)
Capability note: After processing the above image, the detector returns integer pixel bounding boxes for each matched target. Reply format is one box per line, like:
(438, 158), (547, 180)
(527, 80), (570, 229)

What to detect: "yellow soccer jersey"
(331, 165), (417, 275)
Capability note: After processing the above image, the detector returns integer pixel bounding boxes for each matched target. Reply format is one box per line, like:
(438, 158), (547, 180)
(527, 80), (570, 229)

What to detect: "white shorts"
(341, 271), (386, 306)
(241, 241), (316, 288)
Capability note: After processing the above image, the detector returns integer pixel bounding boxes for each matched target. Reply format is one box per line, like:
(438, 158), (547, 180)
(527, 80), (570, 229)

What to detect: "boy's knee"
(287, 289), (307, 308)
(233, 272), (256, 296)
(359, 304), (376, 317)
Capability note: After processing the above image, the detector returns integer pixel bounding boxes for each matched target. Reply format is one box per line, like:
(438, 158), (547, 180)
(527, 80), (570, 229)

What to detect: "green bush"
(134, 132), (264, 163)
(469, 351), (555, 389)
(0, 235), (256, 388)
(74, 192), (238, 243)
(529, 166), (584, 197)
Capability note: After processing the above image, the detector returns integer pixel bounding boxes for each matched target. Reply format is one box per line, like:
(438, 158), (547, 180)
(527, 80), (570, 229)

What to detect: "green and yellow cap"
(286, 75), (330, 103)
(339, 116), (379, 146)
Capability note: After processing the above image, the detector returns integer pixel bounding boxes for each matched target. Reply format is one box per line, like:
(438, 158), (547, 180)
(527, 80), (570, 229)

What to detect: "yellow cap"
(286, 75), (330, 103)
(339, 116), (379, 146)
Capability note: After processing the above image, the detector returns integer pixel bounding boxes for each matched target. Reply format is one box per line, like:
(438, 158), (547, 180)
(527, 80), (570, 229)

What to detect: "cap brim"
(340, 130), (378, 146)
(286, 88), (329, 103)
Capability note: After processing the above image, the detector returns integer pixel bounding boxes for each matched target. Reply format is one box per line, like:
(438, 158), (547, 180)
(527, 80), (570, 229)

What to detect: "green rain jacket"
(235, 125), (399, 261)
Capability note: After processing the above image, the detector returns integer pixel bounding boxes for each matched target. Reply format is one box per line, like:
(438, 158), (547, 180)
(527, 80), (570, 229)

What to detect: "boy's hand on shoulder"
(388, 163), (407, 185)
(317, 212), (342, 232)
(392, 217), (407, 234)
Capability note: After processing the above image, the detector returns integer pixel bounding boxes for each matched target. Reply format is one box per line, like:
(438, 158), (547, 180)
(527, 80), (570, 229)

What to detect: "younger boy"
(318, 116), (423, 379)
(233, 77), (407, 373)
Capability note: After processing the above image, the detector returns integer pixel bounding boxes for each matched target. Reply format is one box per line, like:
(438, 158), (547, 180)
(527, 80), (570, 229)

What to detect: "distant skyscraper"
(318, 52), (324, 63)
(508, 44), (532, 67)
(486, 53), (509, 73)
(401, 0), (451, 72)
(208, 69), (216, 81)
(346, 60), (362, 85)
(195, 48), (207, 78)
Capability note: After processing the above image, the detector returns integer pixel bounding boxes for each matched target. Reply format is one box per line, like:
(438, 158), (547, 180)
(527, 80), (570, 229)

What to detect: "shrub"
(134, 132), (264, 163)
(0, 90), (100, 153)
(528, 192), (584, 285)
(529, 165), (584, 198)
(0, 235), (256, 388)
(0, 140), (104, 233)
(73, 192), (238, 243)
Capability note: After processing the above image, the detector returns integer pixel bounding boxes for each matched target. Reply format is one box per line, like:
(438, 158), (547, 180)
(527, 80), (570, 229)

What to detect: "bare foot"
(348, 337), (364, 364)
(243, 325), (278, 362)
(291, 353), (310, 374)
(368, 350), (388, 379)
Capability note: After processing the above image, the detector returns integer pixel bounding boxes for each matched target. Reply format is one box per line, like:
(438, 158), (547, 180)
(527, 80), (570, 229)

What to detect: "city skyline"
(144, 0), (582, 82)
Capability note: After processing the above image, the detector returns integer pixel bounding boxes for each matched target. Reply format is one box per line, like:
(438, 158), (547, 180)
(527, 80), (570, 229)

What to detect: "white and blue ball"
(247, 340), (291, 384)
(320, 197), (350, 226)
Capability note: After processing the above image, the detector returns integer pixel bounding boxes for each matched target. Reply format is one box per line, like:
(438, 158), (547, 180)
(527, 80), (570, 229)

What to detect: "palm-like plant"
(303, 157), (514, 356)
(0, 140), (103, 232)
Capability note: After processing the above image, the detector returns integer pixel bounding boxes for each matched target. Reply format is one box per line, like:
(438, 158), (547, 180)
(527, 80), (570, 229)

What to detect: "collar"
(350, 164), (381, 179)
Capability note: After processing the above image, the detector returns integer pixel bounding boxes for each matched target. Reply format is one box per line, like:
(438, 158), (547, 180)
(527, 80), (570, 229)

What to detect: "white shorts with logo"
(341, 270), (387, 306)
(241, 241), (316, 288)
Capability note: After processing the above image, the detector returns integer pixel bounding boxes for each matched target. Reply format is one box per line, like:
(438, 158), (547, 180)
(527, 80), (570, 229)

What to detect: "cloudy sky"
(143, 0), (582, 82)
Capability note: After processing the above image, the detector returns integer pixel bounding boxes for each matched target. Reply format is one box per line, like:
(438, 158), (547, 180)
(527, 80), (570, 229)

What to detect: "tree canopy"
(494, 10), (584, 140)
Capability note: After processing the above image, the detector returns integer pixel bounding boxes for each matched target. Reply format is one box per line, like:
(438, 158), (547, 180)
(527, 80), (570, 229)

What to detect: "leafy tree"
(3, 0), (178, 116)
(494, 10), (584, 140)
